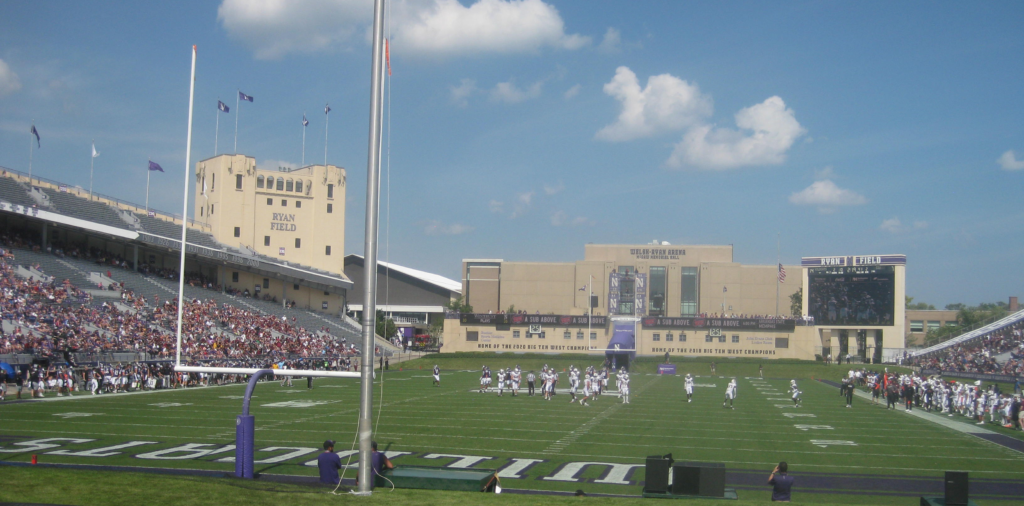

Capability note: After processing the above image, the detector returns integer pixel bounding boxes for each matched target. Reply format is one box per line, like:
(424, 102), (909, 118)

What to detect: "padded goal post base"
(642, 488), (738, 500)
(920, 497), (979, 506)
(375, 466), (497, 492)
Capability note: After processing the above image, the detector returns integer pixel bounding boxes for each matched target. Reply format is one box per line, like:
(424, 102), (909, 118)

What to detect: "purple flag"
(238, 91), (253, 102)
(218, 100), (230, 113)
(325, 104), (331, 114)
(148, 161), (164, 172)
(30, 125), (40, 147)
(302, 114), (308, 127)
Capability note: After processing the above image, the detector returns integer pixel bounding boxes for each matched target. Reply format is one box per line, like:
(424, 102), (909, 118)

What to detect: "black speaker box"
(672, 462), (726, 497)
(945, 471), (968, 506)
(645, 455), (672, 494)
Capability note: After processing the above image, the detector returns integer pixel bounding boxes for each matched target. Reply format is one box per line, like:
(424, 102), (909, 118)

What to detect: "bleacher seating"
(13, 248), (94, 287)
(37, 188), (128, 230)
(134, 213), (223, 249)
(0, 177), (37, 207)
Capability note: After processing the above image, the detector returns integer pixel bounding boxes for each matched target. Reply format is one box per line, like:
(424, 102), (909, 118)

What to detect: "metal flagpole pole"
(176, 45), (198, 368)
(234, 91), (239, 154)
(588, 274), (593, 349)
(146, 160), (151, 211)
(301, 112), (306, 166)
(89, 140), (95, 199)
(28, 124), (33, 181)
(357, 0), (386, 494)
(215, 102), (220, 156)
(324, 104), (329, 167)
(776, 233), (780, 317)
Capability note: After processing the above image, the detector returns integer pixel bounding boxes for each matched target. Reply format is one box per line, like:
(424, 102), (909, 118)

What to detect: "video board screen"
(807, 265), (895, 326)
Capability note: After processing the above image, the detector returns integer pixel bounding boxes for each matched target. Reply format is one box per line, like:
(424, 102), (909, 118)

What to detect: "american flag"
(778, 263), (787, 283)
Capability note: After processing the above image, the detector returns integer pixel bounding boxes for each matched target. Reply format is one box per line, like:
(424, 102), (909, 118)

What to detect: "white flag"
(91, 143), (99, 158)
(203, 179), (208, 198)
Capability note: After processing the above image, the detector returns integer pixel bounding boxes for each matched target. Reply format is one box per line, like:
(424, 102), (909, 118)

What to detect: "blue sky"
(1, 1), (1022, 307)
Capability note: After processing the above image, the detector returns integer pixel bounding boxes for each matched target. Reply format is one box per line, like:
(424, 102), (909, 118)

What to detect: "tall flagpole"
(588, 274), (593, 350)
(301, 112), (306, 166)
(324, 104), (329, 167)
(234, 91), (240, 154)
(146, 160), (151, 211)
(215, 101), (220, 156)
(89, 140), (95, 199)
(28, 122), (33, 181)
(357, 0), (386, 494)
(176, 45), (198, 368)
(775, 232), (780, 317)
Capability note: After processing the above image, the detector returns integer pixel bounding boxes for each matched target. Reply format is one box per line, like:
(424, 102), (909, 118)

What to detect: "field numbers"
(810, 440), (857, 448)
(794, 424), (834, 431)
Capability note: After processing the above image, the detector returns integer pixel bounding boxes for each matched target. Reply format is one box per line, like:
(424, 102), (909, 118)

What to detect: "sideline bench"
(375, 466), (497, 492)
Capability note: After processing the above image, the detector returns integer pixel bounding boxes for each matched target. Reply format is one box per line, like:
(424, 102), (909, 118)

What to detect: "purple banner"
(657, 364), (677, 375)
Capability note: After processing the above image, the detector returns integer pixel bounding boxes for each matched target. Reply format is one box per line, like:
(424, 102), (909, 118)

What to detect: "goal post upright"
(175, 44), (197, 370)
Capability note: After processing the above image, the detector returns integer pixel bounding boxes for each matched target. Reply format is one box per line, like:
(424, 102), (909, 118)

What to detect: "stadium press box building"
(442, 244), (906, 362)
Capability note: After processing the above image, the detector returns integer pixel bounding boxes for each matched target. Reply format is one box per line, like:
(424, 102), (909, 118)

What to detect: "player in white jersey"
(723, 379), (737, 409)
(543, 369), (555, 400)
(685, 373), (694, 403)
(790, 380), (802, 407)
(511, 367), (521, 396)
(497, 368), (506, 396)
(618, 368), (630, 404)
(568, 366), (579, 403)
(580, 373), (593, 406)
(432, 365), (440, 387)
(480, 366), (488, 393)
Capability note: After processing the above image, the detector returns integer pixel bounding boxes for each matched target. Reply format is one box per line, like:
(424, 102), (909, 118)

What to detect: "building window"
(513, 330), (520, 338)
(525, 330), (532, 339)
(775, 338), (789, 349)
(231, 272), (239, 282)
(910, 320), (924, 332)
(539, 331), (546, 339)
(945, 321), (957, 327)
(327, 184), (334, 199)
(617, 266), (635, 315)
(281, 200), (287, 207)
(927, 321), (941, 331)
(295, 201), (301, 208)
(706, 334), (713, 343)
(295, 238), (301, 248)
(199, 207), (203, 217)
(210, 204), (214, 215)
(327, 203), (333, 213)
(264, 236), (270, 246)
(262, 278), (270, 289)
(236, 174), (243, 189)
(325, 245), (332, 255)
(286, 179), (294, 192)
(466, 331), (479, 342)
(681, 267), (698, 316)
(293, 283), (300, 290)
(233, 227), (240, 237)
(295, 180), (303, 193)
(649, 266), (666, 316)
(276, 179), (284, 191)
(666, 333), (673, 342)
(267, 198), (273, 205)
(732, 335), (740, 343)
(257, 176), (264, 188)
(266, 176), (274, 189)
(564, 330), (571, 340)
(210, 173), (215, 190)
(652, 333), (660, 342)
(590, 332), (597, 340)
(679, 333), (686, 342)
(577, 330), (584, 340)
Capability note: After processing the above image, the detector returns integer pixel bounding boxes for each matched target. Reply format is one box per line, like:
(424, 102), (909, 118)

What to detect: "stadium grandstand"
(910, 307), (1024, 379)
(0, 166), (406, 367)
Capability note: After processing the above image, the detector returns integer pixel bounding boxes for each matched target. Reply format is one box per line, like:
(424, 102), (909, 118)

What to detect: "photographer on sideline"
(768, 461), (794, 502)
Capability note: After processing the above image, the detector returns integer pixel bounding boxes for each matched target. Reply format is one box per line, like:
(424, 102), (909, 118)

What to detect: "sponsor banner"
(919, 369), (1024, 383)
(801, 255), (906, 267)
(640, 317), (795, 331)
(657, 364), (676, 375)
(460, 314), (607, 327)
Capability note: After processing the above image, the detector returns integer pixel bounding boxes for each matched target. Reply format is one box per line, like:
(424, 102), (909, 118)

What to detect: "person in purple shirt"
(768, 461), (794, 502)
(317, 440), (342, 485)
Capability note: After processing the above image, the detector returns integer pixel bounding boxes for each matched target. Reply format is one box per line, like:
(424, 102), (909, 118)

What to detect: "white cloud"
(450, 78), (478, 107)
(596, 66), (712, 142)
(788, 180), (866, 213)
(424, 220), (474, 235)
(551, 210), (590, 227)
(813, 165), (836, 180)
(395, 0), (589, 56)
(913, 220), (928, 230)
(488, 199), (504, 213)
(517, 191), (535, 205)
(563, 84), (581, 99)
(998, 150), (1024, 171)
(597, 27), (621, 54)
(0, 59), (22, 97)
(490, 80), (543, 104)
(543, 181), (564, 195)
(879, 217), (902, 234)
(257, 159), (298, 171)
(508, 190), (535, 218)
(668, 96), (805, 169)
(218, 0), (371, 60)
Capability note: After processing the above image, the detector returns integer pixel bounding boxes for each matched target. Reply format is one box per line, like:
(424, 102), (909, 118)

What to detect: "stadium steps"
(915, 308), (1024, 356)
(11, 248), (92, 286)
(0, 177), (37, 207)
(37, 187), (129, 230)
(133, 214), (223, 249)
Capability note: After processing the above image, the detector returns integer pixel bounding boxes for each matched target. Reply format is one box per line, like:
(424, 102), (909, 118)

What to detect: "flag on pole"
(218, 100), (230, 113)
(325, 104), (331, 114)
(385, 38), (391, 76)
(578, 285), (587, 291)
(148, 161), (164, 172)
(302, 114), (308, 127)
(723, 286), (728, 293)
(30, 125), (40, 147)
(238, 91), (253, 102)
(92, 143), (99, 158)
(778, 263), (787, 283)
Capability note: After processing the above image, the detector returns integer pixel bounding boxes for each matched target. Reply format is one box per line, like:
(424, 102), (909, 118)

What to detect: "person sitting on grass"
(768, 461), (794, 502)
(317, 440), (342, 485)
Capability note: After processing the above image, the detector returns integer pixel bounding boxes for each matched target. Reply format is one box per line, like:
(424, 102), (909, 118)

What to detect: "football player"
(619, 368), (630, 404)
(685, 373), (694, 403)
(432, 364), (440, 387)
(568, 366), (579, 403)
(790, 380), (802, 407)
(723, 378), (737, 409)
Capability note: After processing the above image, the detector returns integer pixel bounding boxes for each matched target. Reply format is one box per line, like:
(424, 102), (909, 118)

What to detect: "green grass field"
(2, 355), (1023, 505)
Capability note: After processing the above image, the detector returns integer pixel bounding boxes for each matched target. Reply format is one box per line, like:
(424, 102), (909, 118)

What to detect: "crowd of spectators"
(910, 321), (1024, 377)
